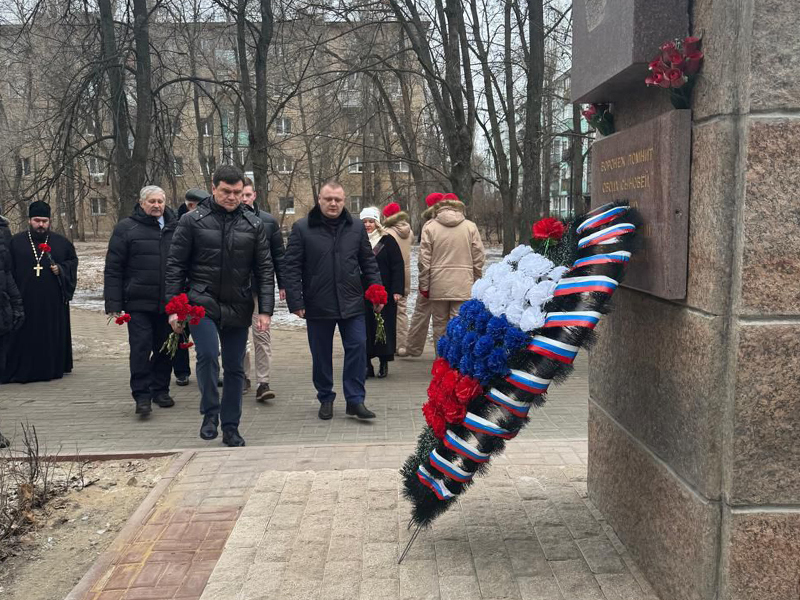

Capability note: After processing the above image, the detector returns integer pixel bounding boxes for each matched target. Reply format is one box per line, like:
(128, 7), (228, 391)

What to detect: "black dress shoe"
(135, 399), (152, 417)
(200, 414), (219, 440)
(256, 383), (275, 402)
(222, 426), (246, 447)
(377, 361), (388, 378)
(366, 362), (375, 379)
(318, 402), (333, 420)
(346, 403), (376, 419)
(152, 393), (175, 408)
(175, 375), (190, 386)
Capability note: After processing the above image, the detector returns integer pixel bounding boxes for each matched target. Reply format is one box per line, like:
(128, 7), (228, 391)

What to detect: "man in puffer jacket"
(0, 219), (23, 447)
(380, 202), (412, 355)
(283, 180), (382, 421)
(165, 166), (274, 447)
(104, 186), (178, 417)
(418, 193), (485, 352)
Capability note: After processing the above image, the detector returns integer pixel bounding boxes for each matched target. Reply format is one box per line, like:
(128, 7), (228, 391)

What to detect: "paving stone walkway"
(73, 445), (658, 600)
(0, 308), (590, 454)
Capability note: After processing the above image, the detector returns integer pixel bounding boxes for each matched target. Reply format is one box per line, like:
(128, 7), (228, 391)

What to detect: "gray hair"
(139, 185), (166, 202)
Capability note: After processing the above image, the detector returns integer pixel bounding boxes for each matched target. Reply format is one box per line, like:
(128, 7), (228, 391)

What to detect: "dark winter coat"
(165, 198), (274, 329)
(244, 203), (285, 289)
(0, 216), (11, 250)
(365, 233), (404, 359)
(0, 240), (23, 338)
(283, 205), (381, 320)
(104, 205), (178, 314)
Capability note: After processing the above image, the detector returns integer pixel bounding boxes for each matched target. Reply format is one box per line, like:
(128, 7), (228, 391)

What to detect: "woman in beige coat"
(418, 194), (485, 351)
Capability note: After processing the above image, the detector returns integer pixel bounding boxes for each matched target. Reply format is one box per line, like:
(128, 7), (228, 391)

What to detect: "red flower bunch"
(646, 37), (704, 109)
(532, 217), (565, 241)
(365, 284), (389, 344)
(38, 243), (52, 254)
(161, 294), (206, 357)
(114, 313), (131, 325)
(422, 358), (483, 439)
(581, 103), (614, 136)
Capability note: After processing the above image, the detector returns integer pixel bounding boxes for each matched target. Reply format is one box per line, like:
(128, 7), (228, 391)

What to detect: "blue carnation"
(487, 347), (508, 374)
(451, 321), (468, 341)
(504, 326), (530, 353)
(474, 335), (495, 358)
(487, 315), (509, 342)
(472, 359), (490, 382)
(446, 342), (462, 366)
(459, 354), (474, 376)
(460, 299), (483, 322)
(437, 337), (450, 358)
(473, 311), (492, 334)
(446, 317), (462, 338)
(462, 331), (478, 352)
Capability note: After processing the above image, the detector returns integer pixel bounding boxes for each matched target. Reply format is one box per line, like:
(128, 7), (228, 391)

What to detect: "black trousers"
(128, 311), (173, 402)
(172, 323), (191, 378)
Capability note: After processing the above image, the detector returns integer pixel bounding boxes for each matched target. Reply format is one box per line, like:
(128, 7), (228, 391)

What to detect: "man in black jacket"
(283, 180), (383, 421)
(241, 178), (284, 401)
(165, 166), (274, 447)
(0, 218), (23, 447)
(104, 186), (178, 416)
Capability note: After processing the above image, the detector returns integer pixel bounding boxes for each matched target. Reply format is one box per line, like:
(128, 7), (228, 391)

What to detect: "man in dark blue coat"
(104, 186), (178, 417)
(283, 180), (383, 421)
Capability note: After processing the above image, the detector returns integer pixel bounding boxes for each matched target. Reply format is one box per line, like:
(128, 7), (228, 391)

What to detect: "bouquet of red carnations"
(365, 284), (388, 344)
(581, 103), (615, 136)
(161, 293), (205, 358)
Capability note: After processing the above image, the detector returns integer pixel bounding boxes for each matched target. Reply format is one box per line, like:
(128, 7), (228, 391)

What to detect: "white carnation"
(526, 280), (557, 307)
(510, 274), (535, 304)
(518, 253), (554, 279)
(472, 277), (492, 300)
(505, 299), (526, 326)
(520, 305), (546, 332)
(548, 265), (570, 282)
(484, 261), (512, 284)
(508, 245), (534, 262)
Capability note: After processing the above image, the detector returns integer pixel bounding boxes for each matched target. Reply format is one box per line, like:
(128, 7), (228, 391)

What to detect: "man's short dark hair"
(212, 165), (245, 187)
(243, 176), (254, 188)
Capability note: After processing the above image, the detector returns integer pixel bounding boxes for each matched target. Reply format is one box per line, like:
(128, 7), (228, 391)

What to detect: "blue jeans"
(191, 317), (249, 427)
(306, 316), (366, 405)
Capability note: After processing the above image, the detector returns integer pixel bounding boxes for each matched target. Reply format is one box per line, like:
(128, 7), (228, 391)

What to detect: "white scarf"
(368, 227), (383, 249)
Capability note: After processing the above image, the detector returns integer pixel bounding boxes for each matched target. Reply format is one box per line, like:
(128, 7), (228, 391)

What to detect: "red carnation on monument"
(646, 36), (704, 108)
(532, 217), (566, 241)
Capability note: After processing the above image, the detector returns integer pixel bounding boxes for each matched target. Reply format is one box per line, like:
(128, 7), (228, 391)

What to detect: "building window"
(279, 196), (295, 215)
(389, 160), (409, 173)
(174, 157), (184, 176)
(349, 195), (362, 213)
(348, 157), (363, 174)
(88, 156), (104, 175)
(202, 119), (213, 137)
(276, 117), (291, 136)
(237, 148), (248, 166)
(19, 157), (31, 177)
(276, 156), (293, 174)
(90, 197), (107, 216)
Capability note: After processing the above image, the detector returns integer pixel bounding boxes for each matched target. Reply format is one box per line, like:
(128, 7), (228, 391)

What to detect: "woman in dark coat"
(360, 207), (405, 378)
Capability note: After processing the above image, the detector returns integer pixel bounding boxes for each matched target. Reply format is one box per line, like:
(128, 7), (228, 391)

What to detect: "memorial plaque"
(572, 0), (688, 103)
(591, 109), (690, 299)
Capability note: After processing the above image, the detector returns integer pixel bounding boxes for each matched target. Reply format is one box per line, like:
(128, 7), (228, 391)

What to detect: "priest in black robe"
(1, 201), (78, 384)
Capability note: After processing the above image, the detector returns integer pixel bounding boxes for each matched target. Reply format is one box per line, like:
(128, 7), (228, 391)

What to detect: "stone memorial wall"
(573, 1), (800, 600)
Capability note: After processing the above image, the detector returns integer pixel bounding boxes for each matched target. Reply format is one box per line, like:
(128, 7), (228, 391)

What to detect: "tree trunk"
(571, 104), (587, 215)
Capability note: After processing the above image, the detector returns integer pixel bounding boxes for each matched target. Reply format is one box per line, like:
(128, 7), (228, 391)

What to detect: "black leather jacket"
(165, 198), (274, 328)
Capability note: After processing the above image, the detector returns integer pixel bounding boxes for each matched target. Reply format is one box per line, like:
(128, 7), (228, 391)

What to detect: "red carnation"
(382, 202), (401, 219)
(532, 217), (565, 241)
(179, 342), (194, 349)
(442, 398), (467, 424)
(422, 400), (447, 439)
(431, 357), (450, 380)
(684, 51), (704, 75)
(455, 376), (482, 404)
(582, 105), (597, 119)
(425, 192), (444, 207)
(439, 369), (460, 395)
(365, 284), (388, 305)
(38, 242), (52, 254)
(115, 313), (131, 325)
(666, 68), (685, 88)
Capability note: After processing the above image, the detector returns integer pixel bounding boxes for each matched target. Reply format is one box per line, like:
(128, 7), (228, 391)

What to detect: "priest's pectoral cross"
(34, 264), (43, 277)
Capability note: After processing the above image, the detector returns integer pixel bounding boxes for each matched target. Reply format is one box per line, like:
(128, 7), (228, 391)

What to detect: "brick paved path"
(74, 445), (658, 600)
(0, 308), (590, 453)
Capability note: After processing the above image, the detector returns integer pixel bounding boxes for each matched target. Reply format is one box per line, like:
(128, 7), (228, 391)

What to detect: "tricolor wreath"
(400, 202), (639, 528)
